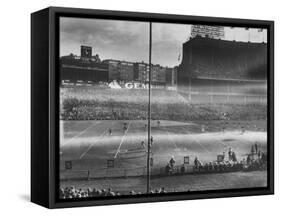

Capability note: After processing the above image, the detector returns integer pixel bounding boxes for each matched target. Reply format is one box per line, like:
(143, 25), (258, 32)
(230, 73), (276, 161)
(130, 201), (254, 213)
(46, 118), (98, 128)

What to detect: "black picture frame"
(31, 6), (274, 209)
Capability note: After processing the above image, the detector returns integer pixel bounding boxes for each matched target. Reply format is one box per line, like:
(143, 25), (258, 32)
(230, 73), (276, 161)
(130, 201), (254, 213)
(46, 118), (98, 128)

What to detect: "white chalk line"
(114, 122), (131, 158)
(61, 121), (101, 147)
(79, 121), (115, 160)
(162, 125), (178, 150)
(190, 134), (213, 155)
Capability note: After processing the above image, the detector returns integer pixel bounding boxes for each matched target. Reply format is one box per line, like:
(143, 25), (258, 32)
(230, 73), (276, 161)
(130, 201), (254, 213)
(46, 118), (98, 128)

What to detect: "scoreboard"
(81, 45), (92, 58)
(191, 25), (225, 39)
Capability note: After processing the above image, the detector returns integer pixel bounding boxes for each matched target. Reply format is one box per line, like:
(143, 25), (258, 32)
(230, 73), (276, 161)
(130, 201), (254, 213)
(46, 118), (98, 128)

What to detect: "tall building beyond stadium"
(60, 46), (177, 87)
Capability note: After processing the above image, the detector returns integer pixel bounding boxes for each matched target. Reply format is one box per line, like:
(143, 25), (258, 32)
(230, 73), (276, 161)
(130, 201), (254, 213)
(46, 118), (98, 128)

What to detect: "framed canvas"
(31, 7), (274, 208)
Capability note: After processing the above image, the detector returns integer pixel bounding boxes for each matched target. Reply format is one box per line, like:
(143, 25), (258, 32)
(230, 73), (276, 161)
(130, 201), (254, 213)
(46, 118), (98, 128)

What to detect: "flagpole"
(146, 22), (152, 194)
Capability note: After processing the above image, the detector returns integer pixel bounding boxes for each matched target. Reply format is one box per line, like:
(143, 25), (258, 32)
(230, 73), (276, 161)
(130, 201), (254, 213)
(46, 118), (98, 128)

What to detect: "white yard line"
(79, 121), (114, 160)
(114, 122), (131, 158)
(61, 121), (101, 147)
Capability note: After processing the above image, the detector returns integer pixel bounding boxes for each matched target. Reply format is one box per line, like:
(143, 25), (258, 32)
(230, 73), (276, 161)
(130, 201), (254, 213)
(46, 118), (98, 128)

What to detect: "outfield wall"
(179, 37), (267, 80)
(177, 37), (267, 104)
(177, 77), (267, 104)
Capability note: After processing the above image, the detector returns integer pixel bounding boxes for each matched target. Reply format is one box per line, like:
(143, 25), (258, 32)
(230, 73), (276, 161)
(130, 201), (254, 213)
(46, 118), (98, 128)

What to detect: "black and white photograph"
(59, 17), (269, 199)
(1, 0), (280, 213)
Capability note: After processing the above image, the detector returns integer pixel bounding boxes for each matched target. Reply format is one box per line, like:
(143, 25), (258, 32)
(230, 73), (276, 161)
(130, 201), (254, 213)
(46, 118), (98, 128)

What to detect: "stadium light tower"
(146, 22), (152, 194)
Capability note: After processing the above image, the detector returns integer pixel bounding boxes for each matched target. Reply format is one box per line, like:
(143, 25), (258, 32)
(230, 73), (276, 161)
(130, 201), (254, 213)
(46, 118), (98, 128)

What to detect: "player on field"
(228, 147), (233, 161)
(169, 156), (175, 169)
(251, 145), (255, 155)
(201, 125), (205, 132)
(232, 151), (237, 162)
(108, 128), (112, 136)
(157, 120), (160, 127)
(254, 142), (258, 154)
(241, 125), (245, 134)
(194, 157), (201, 168)
(141, 141), (145, 149)
(123, 125), (127, 134)
(222, 125), (226, 133)
(144, 124), (147, 131)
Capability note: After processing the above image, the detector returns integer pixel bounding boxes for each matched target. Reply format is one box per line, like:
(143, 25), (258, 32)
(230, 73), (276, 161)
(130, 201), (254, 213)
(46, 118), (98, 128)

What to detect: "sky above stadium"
(60, 17), (267, 67)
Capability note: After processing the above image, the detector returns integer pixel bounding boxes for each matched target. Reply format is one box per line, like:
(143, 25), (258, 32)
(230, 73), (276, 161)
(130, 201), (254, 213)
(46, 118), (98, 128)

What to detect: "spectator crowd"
(61, 97), (267, 122)
(60, 186), (167, 199)
(60, 86), (266, 121)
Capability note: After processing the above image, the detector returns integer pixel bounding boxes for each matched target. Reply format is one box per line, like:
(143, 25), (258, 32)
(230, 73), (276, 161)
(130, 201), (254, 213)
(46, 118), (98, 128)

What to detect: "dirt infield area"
(60, 119), (267, 192)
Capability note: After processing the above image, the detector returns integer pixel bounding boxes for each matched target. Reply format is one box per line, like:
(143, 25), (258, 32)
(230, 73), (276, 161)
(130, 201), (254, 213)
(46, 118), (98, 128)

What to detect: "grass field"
(60, 119), (267, 192)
